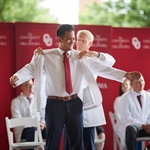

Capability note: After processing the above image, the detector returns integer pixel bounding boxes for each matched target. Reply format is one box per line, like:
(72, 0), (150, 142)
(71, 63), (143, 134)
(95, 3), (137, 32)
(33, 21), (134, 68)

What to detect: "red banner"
(112, 27), (150, 99)
(15, 22), (59, 71)
(0, 22), (15, 150)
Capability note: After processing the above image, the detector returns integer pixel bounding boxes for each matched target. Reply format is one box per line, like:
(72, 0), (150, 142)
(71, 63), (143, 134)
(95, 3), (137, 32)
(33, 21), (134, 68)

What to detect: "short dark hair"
(56, 24), (74, 38)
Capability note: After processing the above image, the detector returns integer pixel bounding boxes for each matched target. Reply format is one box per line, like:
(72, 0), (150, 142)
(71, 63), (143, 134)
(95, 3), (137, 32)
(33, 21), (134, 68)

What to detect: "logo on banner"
(143, 38), (150, 49)
(19, 33), (40, 46)
(132, 37), (141, 50)
(112, 36), (130, 49)
(97, 82), (108, 89)
(93, 35), (108, 48)
(43, 33), (52, 47)
(0, 35), (7, 46)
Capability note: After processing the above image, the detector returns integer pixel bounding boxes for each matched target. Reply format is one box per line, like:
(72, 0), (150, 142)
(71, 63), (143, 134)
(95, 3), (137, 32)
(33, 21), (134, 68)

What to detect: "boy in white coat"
(118, 72), (150, 150)
(11, 80), (46, 145)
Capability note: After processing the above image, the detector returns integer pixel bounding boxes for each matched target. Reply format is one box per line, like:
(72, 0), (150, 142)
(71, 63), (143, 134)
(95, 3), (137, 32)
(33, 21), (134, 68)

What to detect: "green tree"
(0, 0), (58, 23)
(79, 0), (150, 27)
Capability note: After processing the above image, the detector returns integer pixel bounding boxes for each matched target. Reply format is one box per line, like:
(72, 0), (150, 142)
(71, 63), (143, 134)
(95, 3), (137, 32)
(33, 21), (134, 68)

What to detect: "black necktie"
(137, 95), (142, 108)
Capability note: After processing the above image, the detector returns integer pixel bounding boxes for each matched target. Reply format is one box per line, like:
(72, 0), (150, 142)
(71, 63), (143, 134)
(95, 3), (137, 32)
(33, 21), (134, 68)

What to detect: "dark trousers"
(63, 125), (70, 150)
(125, 125), (150, 150)
(45, 97), (83, 150)
(21, 127), (37, 150)
(63, 125), (95, 150)
(83, 127), (95, 150)
(64, 127), (95, 150)
(42, 128), (46, 140)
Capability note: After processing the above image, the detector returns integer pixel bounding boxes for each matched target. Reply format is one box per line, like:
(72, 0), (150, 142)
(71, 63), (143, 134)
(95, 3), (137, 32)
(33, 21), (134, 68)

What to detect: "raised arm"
(10, 54), (41, 87)
(79, 51), (116, 67)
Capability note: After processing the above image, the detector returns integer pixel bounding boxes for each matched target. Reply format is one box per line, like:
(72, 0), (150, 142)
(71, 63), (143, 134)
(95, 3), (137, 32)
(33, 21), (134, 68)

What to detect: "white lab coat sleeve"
(11, 54), (45, 112)
(33, 55), (45, 111)
(99, 52), (116, 66)
(85, 57), (126, 83)
(13, 55), (38, 86)
(11, 99), (22, 118)
(11, 98), (24, 142)
(114, 96), (122, 114)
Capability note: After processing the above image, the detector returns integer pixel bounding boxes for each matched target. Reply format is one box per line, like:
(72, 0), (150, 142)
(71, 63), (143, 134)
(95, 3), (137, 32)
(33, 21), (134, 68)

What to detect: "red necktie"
(137, 95), (142, 108)
(64, 52), (73, 94)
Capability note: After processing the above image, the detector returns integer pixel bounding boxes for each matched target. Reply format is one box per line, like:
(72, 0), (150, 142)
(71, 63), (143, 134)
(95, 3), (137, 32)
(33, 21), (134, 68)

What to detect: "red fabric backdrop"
(111, 27), (150, 102)
(110, 27), (150, 149)
(0, 22), (150, 150)
(0, 22), (15, 150)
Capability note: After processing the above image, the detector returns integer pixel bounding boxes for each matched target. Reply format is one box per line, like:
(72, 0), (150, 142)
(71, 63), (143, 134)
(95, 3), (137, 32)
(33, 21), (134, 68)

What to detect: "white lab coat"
(113, 96), (124, 140)
(11, 93), (41, 142)
(117, 89), (150, 147)
(80, 53), (125, 127)
(12, 48), (126, 127)
(82, 63), (113, 127)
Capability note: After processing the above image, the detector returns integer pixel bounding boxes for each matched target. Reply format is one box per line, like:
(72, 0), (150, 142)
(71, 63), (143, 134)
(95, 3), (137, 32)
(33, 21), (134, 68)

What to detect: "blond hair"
(76, 30), (94, 42)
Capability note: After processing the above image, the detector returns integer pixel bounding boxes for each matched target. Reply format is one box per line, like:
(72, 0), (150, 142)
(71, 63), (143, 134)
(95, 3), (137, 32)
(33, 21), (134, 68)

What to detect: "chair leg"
(37, 146), (45, 150)
(114, 134), (117, 150)
(142, 141), (146, 149)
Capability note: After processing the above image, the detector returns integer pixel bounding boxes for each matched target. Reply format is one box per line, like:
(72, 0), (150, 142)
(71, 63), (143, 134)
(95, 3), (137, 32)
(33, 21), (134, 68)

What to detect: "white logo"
(132, 37), (141, 49)
(19, 33), (40, 46)
(97, 83), (108, 89)
(92, 35), (107, 48)
(43, 34), (52, 47)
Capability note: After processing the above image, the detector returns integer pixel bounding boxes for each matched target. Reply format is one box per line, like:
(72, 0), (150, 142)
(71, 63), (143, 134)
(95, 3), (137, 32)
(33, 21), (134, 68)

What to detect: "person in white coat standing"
(118, 72), (150, 150)
(76, 30), (108, 150)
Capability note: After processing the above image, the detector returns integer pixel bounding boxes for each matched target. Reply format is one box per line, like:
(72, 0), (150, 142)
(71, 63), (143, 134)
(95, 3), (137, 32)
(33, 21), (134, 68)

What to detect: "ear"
(58, 37), (62, 43)
(89, 41), (93, 47)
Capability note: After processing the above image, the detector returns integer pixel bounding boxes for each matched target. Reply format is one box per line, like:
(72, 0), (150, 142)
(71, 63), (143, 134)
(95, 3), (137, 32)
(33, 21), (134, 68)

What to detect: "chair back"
(109, 111), (122, 150)
(109, 111), (150, 150)
(5, 117), (44, 149)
